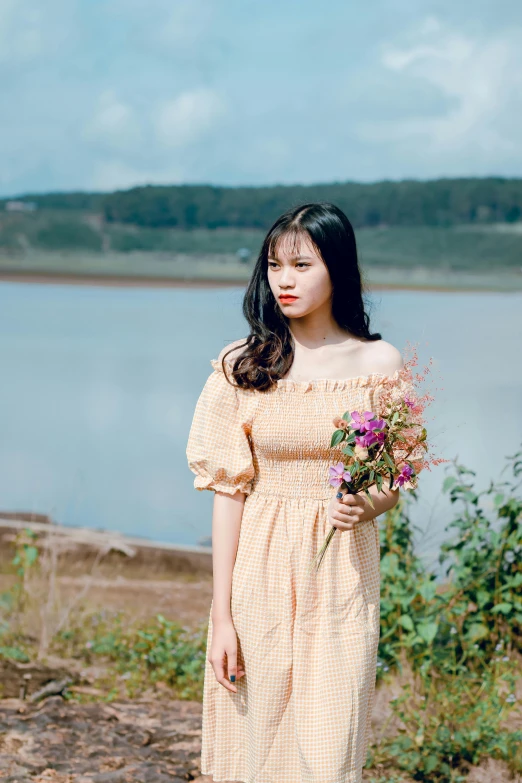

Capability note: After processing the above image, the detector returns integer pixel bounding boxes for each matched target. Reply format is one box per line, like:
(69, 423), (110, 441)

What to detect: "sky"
(1, 0), (522, 197)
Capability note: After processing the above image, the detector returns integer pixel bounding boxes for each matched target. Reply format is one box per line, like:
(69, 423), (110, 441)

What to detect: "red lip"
(279, 295), (298, 302)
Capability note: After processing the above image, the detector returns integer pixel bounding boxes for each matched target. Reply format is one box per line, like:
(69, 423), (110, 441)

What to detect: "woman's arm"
(211, 489), (246, 622)
(207, 489), (247, 694)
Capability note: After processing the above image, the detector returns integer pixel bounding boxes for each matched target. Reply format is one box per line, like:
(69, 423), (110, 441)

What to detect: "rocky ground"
(0, 696), (210, 783)
(0, 527), (520, 783)
(0, 694), (520, 783)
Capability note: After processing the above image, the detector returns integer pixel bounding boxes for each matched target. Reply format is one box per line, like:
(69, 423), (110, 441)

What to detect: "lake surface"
(0, 280), (521, 574)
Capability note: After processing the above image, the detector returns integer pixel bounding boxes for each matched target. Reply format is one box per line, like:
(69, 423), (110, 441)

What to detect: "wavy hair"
(220, 202), (382, 391)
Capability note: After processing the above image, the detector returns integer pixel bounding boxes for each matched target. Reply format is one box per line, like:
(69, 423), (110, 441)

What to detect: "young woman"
(186, 202), (421, 783)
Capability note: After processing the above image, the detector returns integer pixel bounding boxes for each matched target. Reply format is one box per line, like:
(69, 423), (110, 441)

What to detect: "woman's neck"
(288, 307), (354, 351)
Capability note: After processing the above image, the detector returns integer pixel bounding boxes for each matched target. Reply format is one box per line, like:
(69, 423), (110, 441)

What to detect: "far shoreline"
(0, 269), (520, 294)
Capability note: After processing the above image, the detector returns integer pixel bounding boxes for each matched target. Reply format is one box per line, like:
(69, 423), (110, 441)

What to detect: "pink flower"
(355, 429), (385, 448)
(329, 462), (352, 487)
(368, 418), (386, 432)
(356, 432), (376, 448)
(349, 410), (375, 433)
(395, 464), (415, 487)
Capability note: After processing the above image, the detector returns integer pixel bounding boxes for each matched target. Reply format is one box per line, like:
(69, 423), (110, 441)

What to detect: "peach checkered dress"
(186, 355), (417, 783)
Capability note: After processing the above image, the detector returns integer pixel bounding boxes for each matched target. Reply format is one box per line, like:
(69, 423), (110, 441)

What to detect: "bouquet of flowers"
(308, 347), (442, 573)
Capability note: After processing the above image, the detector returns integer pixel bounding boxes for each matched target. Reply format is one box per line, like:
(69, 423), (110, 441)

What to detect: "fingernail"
(230, 674), (236, 682)
(336, 491), (343, 499)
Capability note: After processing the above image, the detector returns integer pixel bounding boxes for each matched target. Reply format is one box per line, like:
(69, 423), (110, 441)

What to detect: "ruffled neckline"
(210, 358), (401, 392)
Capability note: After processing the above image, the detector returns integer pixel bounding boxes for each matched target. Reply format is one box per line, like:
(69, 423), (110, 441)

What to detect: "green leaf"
(25, 546), (39, 567)
(465, 623), (489, 641)
(383, 452), (395, 469)
(0, 646), (30, 663)
(363, 488), (375, 509)
(342, 445), (354, 457)
(417, 622), (438, 644)
(425, 756), (440, 774)
(376, 474), (383, 492)
(330, 430), (345, 447)
(398, 615), (414, 631)
(435, 725), (451, 743)
(493, 492), (505, 508)
(418, 581), (437, 602)
(491, 602), (513, 615)
(442, 476), (457, 492)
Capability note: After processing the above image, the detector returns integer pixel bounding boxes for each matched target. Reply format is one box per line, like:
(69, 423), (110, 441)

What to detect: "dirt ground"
(1, 562), (521, 782)
(1, 695), (520, 783)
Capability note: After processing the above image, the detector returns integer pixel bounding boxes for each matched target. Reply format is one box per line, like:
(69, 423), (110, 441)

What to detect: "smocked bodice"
(186, 358), (406, 502)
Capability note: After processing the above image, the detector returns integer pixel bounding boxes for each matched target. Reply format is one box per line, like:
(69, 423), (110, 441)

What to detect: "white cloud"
(156, 2), (214, 49)
(155, 88), (227, 148)
(84, 90), (142, 152)
(0, 0), (43, 62)
(0, 0), (73, 66)
(360, 17), (522, 157)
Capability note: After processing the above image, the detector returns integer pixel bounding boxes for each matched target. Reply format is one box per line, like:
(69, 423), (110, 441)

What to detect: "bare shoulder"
(217, 338), (249, 364)
(361, 339), (404, 375)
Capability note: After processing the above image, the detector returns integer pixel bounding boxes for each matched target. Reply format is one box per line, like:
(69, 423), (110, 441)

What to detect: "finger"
(212, 655), (236, 692)
(332, 506), (359, 522)
(226, 648), (238, 687)
(332, 519), (355, 531)
(332, 510), (363, 528)
(211, 656), (226, 684)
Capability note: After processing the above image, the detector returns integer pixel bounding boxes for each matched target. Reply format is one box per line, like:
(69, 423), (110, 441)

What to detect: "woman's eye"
(296, 263), (309, 268)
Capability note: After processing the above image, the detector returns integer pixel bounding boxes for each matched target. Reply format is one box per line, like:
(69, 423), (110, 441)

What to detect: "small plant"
(373, 662), (521, 782)
(11, 528), (40, 612)
(55, 611), (208, 701)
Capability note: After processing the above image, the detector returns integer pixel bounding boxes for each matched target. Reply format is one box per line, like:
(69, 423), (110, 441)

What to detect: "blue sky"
(2, 0), (521, 196)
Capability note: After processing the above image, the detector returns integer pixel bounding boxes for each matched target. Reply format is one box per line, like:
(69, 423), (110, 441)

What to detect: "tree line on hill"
(2, 177), (522, 229)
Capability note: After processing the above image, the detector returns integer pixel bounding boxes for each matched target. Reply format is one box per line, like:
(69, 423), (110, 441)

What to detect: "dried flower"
(354, 445), (369, 460)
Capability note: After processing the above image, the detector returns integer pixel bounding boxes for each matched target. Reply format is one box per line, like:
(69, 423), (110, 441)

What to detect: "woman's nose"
(279, 268), (295, 287)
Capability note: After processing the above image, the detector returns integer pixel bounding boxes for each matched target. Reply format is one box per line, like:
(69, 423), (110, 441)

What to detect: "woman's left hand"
(327, 489), (367, 531)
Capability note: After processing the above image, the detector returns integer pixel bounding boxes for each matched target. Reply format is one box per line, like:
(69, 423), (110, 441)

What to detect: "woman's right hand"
(208, 615), (246, 693)
(327, 489), (366, 531)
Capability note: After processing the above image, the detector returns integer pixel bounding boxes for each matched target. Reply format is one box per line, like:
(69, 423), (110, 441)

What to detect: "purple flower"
(356, 432), (377, 448)
(368, 418), (386, 432)
(404, 396), (415, 409)
(349, 410), (375, 433)
(329, 462), (352, 487)
(355, 429), (385, 448)
(395, 464), (415, 487)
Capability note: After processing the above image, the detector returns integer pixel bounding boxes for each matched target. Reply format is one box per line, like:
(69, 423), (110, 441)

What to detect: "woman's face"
(267, 231), (333, 319)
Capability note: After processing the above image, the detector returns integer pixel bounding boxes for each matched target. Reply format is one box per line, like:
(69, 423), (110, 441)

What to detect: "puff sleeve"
(186, 360), (256, 496)
(369, 368), (428, 492)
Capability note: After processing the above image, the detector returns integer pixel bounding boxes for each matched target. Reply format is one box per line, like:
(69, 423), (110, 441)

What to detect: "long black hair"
(221, 202), (382, 391)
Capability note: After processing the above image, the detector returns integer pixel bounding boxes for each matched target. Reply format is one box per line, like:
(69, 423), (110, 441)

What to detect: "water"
(0, 281), (521, 573)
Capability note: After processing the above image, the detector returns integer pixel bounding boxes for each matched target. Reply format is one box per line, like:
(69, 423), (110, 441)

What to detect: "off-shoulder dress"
(186, 356), (419, 783)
